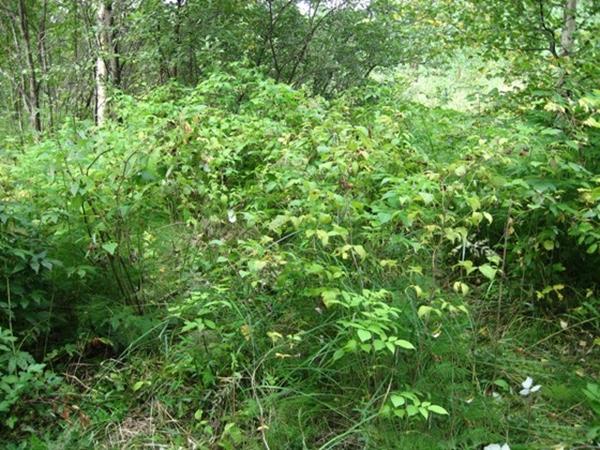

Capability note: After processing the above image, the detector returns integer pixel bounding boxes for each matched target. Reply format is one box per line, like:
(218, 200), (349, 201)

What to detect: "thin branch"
(537, 0), (559, 58)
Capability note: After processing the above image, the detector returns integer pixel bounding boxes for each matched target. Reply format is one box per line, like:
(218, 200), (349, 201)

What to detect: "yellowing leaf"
(453, 281), (469, 295)
(454, 165), (467, 177)
(471, 211), (483, 225)
(316, 229), (329, 246)
(240, 324), (251, 341)
(417, 305), (435, 318)
(321, 289), (340, 307)
(411, 285), (423, 298)
(583, 116), (600, 128)
(419, 192), (434, 204)
(467, 196), (481, 211)
(248, 259), (267, 272)
(353, 245), (367, 259)
(267, 331), (283, 343)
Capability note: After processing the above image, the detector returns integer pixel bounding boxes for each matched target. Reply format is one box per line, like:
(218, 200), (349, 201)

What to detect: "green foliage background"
(0, 1), (599, 449)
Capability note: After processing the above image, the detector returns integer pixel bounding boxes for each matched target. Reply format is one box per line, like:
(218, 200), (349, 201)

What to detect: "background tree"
(1, 0), (427, 136)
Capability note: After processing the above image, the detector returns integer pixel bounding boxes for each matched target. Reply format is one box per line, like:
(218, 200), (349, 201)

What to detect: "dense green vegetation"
(1, 1), (599, 449)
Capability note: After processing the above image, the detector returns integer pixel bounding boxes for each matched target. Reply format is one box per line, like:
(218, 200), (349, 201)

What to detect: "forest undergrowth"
(1, 66), (599, 449)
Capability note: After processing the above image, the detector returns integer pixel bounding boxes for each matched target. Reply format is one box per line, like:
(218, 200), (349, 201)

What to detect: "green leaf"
(390, 394), (405, 408)
(69, 182), (80, 197)
(406, 405), (418, 417)
(333, 349), (345, 361)
(360, 343), (372, 352)
(29, 260), (40, 273)
(373, 339), (386, 351)
(357, 329), (372, 342)
(379, 404), (392, 417)
(395, 339), (415, 350)
(386, 341), (396, 354)
(478, 264), (496, 280)
(467, 196), (481, 211)
(427, 405), (449, 415)
(321, 289), (340, 307)
(494, 379), (509, 390)
(393, 409), (406, 418)
(102, 242), (118, 255)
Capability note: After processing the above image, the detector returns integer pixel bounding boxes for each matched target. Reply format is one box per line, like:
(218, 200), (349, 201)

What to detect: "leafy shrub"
(0, 69), (597, 447)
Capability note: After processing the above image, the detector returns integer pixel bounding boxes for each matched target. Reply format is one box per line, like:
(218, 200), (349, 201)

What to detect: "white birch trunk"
(560, 0), (577, 56)
(96, 1), (111, 125)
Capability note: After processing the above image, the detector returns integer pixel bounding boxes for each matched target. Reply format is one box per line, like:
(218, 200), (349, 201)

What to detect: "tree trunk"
(37, 0), (55, 129)
(110, 34), (121, 88)
(96, 0), (111, 125)
(109, 0), (122, 87)
(557, 0), (577, 90)
(560, 0), (577, 56)
(173, 0), (183, 81)
(17, 0), (41, 133)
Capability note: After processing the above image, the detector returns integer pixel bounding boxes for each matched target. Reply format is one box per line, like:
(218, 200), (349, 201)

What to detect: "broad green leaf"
(373, 339), (386, 351)
(333, 349), (345, 361)
(395, 339), (415, 350)
(427, 405), (449, 415)
(478, 264), (496, 280)
(406, 405), (418, 417)
(102, 242), (118, 255)
(321, 289), (340, 307)
(132, 381), (147, 392)
(390, 394), (405, 408)
(357, 329), (372, 342)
